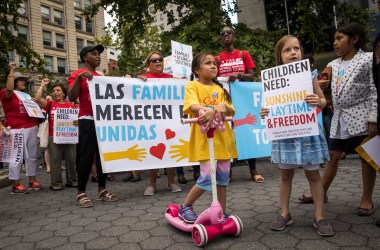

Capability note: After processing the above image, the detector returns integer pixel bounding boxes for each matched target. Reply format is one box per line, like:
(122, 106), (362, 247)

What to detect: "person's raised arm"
(68, 70), (93, 102)
(35, 78), (50, 108)
(5, 62), (17, 99)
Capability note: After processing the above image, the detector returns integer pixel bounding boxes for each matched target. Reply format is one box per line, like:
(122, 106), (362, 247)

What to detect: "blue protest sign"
(230, 82), (271, 159)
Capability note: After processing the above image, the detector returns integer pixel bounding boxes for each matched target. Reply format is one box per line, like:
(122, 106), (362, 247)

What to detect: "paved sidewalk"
(0, 156), (379, 249)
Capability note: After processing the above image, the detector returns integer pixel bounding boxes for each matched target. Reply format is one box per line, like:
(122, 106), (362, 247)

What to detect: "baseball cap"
(13, 72), (29, 83)
(80, 44), (104, 62)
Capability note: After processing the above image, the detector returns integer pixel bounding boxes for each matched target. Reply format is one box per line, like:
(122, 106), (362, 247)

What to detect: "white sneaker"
(167, 183), (181, 193)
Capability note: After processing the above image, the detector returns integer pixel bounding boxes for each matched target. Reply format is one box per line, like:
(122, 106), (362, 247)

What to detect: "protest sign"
(171, 40), (192, 79)
(88, 77), (192, 173)
(14, 90), (44, 118)
(53, 108), (79, 144)
(0, 131), (23, 163)
(261, 59), (318, 140)
(163, 56), (174, 75)
(231, 82), (271, 159)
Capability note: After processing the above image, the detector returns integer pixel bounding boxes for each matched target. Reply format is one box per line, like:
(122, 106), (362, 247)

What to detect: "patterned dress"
(271, 71), (329, 166)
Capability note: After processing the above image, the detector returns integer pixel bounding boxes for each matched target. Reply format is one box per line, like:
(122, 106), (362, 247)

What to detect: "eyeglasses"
(220, 31), (233, 36)
(149, 58), (164, 63)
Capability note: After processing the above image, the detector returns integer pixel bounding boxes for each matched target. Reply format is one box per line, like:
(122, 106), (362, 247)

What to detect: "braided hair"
(190, 52), (232, 103)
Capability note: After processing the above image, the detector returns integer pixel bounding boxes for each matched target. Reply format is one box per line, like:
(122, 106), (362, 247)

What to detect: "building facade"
(10, 0), (107, 81)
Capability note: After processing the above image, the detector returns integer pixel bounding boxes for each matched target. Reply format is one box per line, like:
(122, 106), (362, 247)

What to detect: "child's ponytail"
(213, 78), (232, 104)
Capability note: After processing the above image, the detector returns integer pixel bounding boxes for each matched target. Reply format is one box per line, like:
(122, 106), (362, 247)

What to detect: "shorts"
(329, 135), (367, 153)
(196, 160), (230, 191)
(279, 164), (319, 171)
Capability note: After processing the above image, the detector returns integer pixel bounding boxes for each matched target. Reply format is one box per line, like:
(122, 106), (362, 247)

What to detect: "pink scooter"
(165, 111), (243, 247)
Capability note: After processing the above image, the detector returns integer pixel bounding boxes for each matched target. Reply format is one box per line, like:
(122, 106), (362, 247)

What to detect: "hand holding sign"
(169, 139), (189, 162)
(103, 144), (147, 162)
(304, 94), (320, 107)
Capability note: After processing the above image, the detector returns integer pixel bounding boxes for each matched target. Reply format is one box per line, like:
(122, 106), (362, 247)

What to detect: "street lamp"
(284, 0), (290, 35)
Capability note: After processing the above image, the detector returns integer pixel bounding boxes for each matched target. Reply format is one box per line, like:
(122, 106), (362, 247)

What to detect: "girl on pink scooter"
(178, 52), (238, 224)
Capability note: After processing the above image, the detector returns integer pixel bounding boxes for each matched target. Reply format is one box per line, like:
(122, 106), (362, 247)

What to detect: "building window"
(84, 0), (92, 8)
(152, 16), (157, 22)
(8, 51), (14, 63)
(76, 38), (84, 53)
(57, 58), (66, 74)
(54, 10), (64, 26)
(160, 14), (164, 20)
(85, 21), (93, 33)
(56, 34), (65, 49)
(75, 16), (82, 30)
(17, 0), (28, 16)
(149, 6), (154, 14)
(17, 25), (28, 41)
(43, 30), (52, 47)
(41, 6), (50, 22)
(78, 61), (85, 68)
(87, 40), (95, 46)
(44, 56), (53, 72)
(19, 56), (27, 68)
(74, 0), (81, 8)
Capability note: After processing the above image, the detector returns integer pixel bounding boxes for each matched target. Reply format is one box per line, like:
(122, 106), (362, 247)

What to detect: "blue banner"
(231, 82), (271, 159)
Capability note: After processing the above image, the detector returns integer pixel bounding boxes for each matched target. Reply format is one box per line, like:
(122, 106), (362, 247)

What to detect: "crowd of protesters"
(0, 22), (379, 232)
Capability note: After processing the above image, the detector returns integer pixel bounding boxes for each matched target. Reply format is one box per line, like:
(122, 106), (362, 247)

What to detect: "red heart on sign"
(165, 129), (176, 140)
(150, 143), (166, 160)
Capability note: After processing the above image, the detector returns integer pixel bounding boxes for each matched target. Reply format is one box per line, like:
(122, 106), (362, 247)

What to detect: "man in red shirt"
(68, 44), (118, 208)
(216, 26), (264, 183)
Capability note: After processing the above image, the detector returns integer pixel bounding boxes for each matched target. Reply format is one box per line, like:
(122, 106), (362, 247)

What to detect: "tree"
(0, 0), (52, 88)
(297, 0), (374, 54)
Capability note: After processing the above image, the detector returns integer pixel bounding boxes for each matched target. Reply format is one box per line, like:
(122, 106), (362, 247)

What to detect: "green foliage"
(297, 0), (374, 54)
(0, 0), (52, 88)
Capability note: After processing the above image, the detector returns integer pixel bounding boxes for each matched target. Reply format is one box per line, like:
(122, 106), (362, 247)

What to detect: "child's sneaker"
(28, 180), (44, 190)
(179, 205), (198, 224)
(270, 214), (293, 231)
(313, 219), (334, 237)
(11, 183), (29, 194)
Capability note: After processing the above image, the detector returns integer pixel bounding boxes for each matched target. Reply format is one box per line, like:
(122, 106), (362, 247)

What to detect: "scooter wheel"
(229, 215), (243, 236)
(192, 224), (208, 247)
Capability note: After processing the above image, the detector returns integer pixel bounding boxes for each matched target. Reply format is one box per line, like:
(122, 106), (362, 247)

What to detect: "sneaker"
(270, 214), (293, 231)
(179, 205), (198, 224)
(11, 184), (29, 194)
(28, 180), (43, 190)
(167, 183), (182, 193)
(313, 219), (334, 236)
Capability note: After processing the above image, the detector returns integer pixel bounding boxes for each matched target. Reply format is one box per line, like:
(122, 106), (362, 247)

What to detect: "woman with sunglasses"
(216, 26), (264, 183)
(139, 52), (182, 196)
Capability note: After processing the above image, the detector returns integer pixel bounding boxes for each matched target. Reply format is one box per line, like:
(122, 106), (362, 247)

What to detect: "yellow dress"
(183, 81), (238, 162)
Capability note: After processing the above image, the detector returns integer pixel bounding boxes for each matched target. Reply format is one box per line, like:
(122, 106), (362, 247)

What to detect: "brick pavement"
(0, 156), (379, 249)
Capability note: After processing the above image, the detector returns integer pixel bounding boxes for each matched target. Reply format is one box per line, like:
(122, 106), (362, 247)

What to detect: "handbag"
(37, 102), (52, 148)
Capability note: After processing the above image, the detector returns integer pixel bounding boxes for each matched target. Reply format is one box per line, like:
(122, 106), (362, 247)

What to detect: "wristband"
(7, 75), (14, 78)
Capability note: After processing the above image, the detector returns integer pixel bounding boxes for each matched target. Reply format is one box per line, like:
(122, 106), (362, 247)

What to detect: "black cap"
(80, 44), (104, 62)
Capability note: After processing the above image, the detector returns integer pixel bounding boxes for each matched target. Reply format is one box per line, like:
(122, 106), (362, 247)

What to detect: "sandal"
(357, 204), (375, 216)
(96, 189), (118, 202)
(106, 174), (115, 181)
(252, 174), (264, 183)
(77, 193), (93, 208)
(298, 194), (328, 204)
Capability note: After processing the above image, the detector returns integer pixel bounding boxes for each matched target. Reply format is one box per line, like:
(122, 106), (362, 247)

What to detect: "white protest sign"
(88, 76), (192, 173)
(261, 59), (318, 140)
(53, 108), (79, 144)
(14, 90), (44, 118)
(163, 56), (174, 75)
(171, 40), (192, 79)
(361, 136), (380, 168)
(0, 131), (23, 163)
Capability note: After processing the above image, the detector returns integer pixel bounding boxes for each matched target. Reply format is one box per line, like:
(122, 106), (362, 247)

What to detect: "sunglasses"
(149, 57), (164, 63)
(220, 31), (233, 36)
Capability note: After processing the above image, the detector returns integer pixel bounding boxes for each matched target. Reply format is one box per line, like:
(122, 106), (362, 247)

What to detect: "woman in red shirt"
(0, 62), (43, 194)
(35, 80), (78, 190)
(141, 52), (182, 196)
